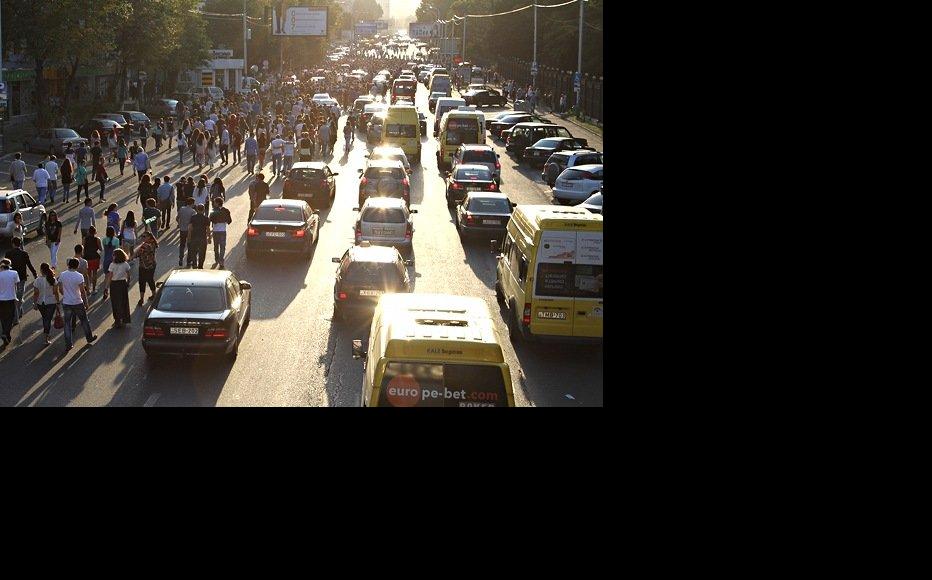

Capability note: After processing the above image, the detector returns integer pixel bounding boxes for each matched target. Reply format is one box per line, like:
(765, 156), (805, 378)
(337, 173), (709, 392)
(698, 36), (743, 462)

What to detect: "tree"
(352, 0), (383, 22)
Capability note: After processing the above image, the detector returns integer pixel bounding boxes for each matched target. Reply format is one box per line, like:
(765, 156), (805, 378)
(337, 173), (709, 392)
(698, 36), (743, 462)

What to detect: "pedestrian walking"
(220, 126), (230, 165)
(195, 132), (207, 169)
(101, 226), (121, 278)
(102, 249), (132, 328)
(153, 122), (163, 151)
(187, 204), (211, 269)
(270, 134), (284, 176)
(232, 126), (242, 165)
(133, 147), (151, 183)
(209, 177), (226, 202)
(94, 158), (109, 202)
(133, 232), (159, 303)
(90, 140), (103, 169)
(156, 175), (174, 230)
(10, 153), (27, 190)
(108, 131), (118, 163)
(43, 210), (63, 268)
(58, 257), (97, 351)
(32, 262), (61, 346)
(60, 157), (74, 203)
(319, 121), (331, 157)
(120, 211), (138, 262)
(45, 156), (59, 203)
(177, 197), (196, 267)
(193, 177), (210, 208)
(76, 141), (88, 168)
(257, 129), (269, 170)
(209, 197), (232, 269)
(207, 136), (219, 170)
(0, 259), (20, 348)
(142, 198), (161, 238)
(5, 237), (37, 325)
(75, 198), (96, 239)
(166, 118), (175, 149)
(33, 162), (51, 205)
(74, 161), (90, 202)
(283, 134), (295, 173)
(245, 132), (258, 174)
(82, 225), (102, 295)
(116, 138), (128, 175)
(139, 124), (149, 150)
(177, 131), (188, 165)
(248, 172), (269, 220)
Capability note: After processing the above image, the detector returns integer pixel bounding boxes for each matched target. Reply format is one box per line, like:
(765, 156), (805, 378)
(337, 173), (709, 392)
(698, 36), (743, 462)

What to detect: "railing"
(493, 57), (602, 125)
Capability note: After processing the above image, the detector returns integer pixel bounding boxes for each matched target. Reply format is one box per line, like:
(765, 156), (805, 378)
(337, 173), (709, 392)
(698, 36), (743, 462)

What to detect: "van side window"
(519, 255), (528, 283)
(502, 239), (512, 260)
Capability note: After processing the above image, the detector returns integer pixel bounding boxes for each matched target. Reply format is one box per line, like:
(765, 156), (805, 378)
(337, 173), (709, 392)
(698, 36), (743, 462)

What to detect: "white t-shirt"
(45, 161), (60, 180)
(204, 119), (216, 132)
(271, 138), (284, 155)
(59, 270), (86, 305)
(33, 168), (50, 188)
(283, 141), (295, 156)
(194, 186), (210, 207)
(108, 261), (131, 282)
(0, 269), (20, 301)
(34, 276), (58, 305)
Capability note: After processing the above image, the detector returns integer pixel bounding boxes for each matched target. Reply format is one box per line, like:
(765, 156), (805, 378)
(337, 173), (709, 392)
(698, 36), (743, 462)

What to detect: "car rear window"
(462, 150), (496, 163)
(253, 206), (304, 221)
(576, 154), (602, 165)
(385, 124), (417, 137)
(366, 167), (405, 180)
(290, 168), (324, 180)
(362, 207), (406, 223)
(535, 139), (562, 148)
(57, 130), (79, 139)
(564, 167), (603, 180)
(156, 286), (226, 312)
(468, 197), (512, 213)
(345, 262), (403, 286)
(456, 167), (492, 181)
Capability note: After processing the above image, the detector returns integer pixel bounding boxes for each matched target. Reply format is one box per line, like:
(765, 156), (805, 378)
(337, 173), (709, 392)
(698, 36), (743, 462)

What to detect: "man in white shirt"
(270, 135), (285, 176)
(45, 156), (60, 203)
(205, 99), (214, 114)
(0, 259), (20, 346)
(33, 162), (51, 205)
(204, 117), (216, 133)
(58, 257), (98, 351)
(220, 128), (231, 165)
(282, 136), (296, 173)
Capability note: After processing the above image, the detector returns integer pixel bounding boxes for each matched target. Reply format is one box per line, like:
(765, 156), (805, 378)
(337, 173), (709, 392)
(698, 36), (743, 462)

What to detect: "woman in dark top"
(43, 210), (63, 268)
(94, 158), (109, 202)
(184, 176), (195, 202)
(209, 177), (226, 201)
(137, 173), (154, 207)
(60, 158), (74, 203)
(83, 225), (103, 294)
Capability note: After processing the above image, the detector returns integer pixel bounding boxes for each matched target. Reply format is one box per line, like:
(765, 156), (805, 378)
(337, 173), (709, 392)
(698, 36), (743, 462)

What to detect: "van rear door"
(532, 230), (603, 338)
(572, 232), (603, 337)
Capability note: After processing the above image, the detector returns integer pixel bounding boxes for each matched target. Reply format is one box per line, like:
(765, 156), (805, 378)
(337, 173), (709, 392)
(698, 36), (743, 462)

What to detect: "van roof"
(513, 204), (603, 231)
(377, 294), (505, 359)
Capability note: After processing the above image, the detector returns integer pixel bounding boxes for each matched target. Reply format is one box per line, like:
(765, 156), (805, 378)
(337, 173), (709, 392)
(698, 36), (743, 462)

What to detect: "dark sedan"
(523, 137), (593, 167)
(488, 113), (552, 140)
(455, 192), (515, 240)
(282, 162), (338, 209)
(331, 243), (413, 321)
(462, 88), (508, 108)
(76, 118), (124, 140)
(142, 270), (251, 360)
(246, 199), (320, 259)
(445, 164), (499, 208)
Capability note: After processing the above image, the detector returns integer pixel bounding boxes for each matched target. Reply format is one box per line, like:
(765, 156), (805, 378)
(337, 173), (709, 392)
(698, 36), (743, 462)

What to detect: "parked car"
(118, 110), (152, 133)
(489, 114), (552, 140)
(552, 164), (603, 205)
(0, 190), (45, 241)
(76, 118), (124, 140)
(331, 242), (413, 321)
(246, 199), (320, 258)
(505, 123), (580, 159)
(445, 164), (498, 208)
(576, 191), (603, 214)
(542, 150), (604, 187)
(461, 88), (508, 108)
(142, 270), (251, 360)
(22, 128), (87, 156)
(523, 137), (592, 167)
(454, 192), (515, 239)
(358, 160), (410, 207)
(352, 197), (417, 257)
(94, 113), (133, 133)
(361, 102), (387, 128)
(282, 162), (338, 209)
(151, 99), (179, 118)
(451, 144), (501, 181)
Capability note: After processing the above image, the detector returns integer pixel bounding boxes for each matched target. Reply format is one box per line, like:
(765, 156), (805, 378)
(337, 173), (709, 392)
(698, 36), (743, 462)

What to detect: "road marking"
(144, 393), (161, 407)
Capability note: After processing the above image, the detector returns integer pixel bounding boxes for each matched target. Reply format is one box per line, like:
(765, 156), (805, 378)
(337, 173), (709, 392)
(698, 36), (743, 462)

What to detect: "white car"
(552, 164), (603, 205)
(312, 93), (332, 102)
(352, 197), (417, 257)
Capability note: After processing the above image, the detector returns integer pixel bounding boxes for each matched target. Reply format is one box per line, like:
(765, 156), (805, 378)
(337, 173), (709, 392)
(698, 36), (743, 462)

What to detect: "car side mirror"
(352, 207), (359, 212)
(511, 202), (518, 207)
(239, 281), (252, 290)
(332, 257), (341, 263)
(410, 209), (418, 214)
(331, 172), (339, 176)
(352, 339), (366, 360)
(358, 168), (364, 173)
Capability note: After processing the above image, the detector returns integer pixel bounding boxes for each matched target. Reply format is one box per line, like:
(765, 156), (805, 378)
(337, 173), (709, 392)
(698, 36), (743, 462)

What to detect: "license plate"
(372, 229), (395, 236)
(359, 290), (383, 296)
(467, 186), (480, 191)
(537, 311), (567, 320)
(265, 231), (287, 237)
(482, 219), (500, 225)
(170, 327), (199, 335)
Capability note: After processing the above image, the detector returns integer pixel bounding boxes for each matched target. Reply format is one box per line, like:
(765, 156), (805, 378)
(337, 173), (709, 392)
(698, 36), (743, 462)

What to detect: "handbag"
(53, 307), (64, 330)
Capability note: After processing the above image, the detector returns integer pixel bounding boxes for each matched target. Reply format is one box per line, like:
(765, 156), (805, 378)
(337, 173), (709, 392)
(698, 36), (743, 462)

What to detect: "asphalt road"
(0, 84), (603, 407)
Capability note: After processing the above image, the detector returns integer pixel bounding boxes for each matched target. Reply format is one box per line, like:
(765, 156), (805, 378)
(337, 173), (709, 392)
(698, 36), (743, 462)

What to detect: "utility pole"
(462, 17), (467, 63)
(577, 0), (584, 111)
(532, 2), (538, 88)
(243, 0), (248, 83)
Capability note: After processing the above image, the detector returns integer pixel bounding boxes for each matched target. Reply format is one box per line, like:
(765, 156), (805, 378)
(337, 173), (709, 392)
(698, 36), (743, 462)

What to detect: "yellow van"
(436, 108), (485, 170)
(381, 104), (421, 163)
(491, 205), (603, 343)
(352, 293), (516, 407)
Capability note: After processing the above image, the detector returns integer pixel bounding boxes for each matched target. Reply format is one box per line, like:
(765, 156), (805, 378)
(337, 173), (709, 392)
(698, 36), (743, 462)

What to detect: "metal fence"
(493, 57), (602, 125)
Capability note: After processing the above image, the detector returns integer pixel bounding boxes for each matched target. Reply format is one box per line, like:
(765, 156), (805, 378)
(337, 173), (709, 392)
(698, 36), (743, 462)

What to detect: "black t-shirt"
(188, 214), (211, 240)
(91, 145), (102, 158)
(83, 236), (101, 260)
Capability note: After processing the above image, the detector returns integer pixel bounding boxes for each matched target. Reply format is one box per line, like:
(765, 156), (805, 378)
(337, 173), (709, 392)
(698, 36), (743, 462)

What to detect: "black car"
(142, 270), (252, 360)
(505, 123), (580, 159)
(523, 137), (593, 167)
(462, 88), (508, 108)
(445, 164), (499, 208)
(455, 192), (515, 239)
(76, 119), (124, 140)
(331, 243), (413, 321)
(488, 114), (551, 140)
(282, 162), (338, 209)
(246, 199), (320, 259)
(418, 111), (428, 135)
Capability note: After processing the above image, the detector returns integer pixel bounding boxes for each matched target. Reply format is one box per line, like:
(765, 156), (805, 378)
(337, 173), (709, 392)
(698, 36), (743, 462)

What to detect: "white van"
(194, 86), (225, 101)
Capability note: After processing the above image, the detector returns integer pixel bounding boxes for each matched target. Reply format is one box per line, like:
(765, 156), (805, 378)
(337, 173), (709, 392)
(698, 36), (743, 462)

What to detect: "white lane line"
(144, 393), (161, 407)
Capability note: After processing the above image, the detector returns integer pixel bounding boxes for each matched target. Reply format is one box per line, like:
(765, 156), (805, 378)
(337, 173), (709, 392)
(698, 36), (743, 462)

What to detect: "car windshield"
(582, 193), (603, 207)
(57, 130), (80, 138)
(345, 262), (403, 286)
(378, 362), (508, 407)
(534, 139), (563, 149)
(156, 286), (226, 312)
(463, 150), (496, 163)
(130, 113), (148, 121)
(253, 206), (304, 221)
(362, 207), (406, 223)
(366, 167), (405, 180)
(290, 168), (324, 180)
(501, 115), (528, 124)
(456, 167), (492, 181)
(385, 124), (416, 137)
(468, 197), (512, 213)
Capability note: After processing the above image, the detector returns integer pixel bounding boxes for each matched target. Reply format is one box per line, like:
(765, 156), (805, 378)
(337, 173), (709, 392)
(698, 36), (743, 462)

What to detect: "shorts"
(87, 259), (101, 272)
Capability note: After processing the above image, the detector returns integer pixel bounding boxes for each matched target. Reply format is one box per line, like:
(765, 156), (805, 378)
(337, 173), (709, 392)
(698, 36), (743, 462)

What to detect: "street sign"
(409, 22), (434, 39)
(355, 23), (378, 37)
(531, 62), (538, 74)
(574, 72), (581, 89)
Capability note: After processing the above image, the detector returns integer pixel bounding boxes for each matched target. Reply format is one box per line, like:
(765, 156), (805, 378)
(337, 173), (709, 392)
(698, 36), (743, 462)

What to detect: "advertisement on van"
(378, 363), (508, 407)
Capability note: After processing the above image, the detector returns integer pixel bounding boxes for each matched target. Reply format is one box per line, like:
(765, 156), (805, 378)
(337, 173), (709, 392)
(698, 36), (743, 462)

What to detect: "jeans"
(49, 242), (60, 268)
(179, 231), (189, 265)
(118, 158), (127, 174)
(48, 180), (57, 201)
(36, 187), (48, 204)
(38, 303), (57, 334)
(272, 154), (282, 175)
(62, 182), (71, 202)
(232, 146), (241, 164)
(284, 155), (293, 173)
(246, 154), (257, 173)
(0, 300), (14, 340)
(220, 144), (229, 164)
(99, 180), (106, 200)
(189, 239), (207, 268)
(63, 303), (93, 347)
(78, 182), (90, 200)
(12, 280), (25, 323)
(179, 146), (186, 164)
(212, 231), (226, 265)
(13, 179), (24, 190)
(139, 266), (156, 295)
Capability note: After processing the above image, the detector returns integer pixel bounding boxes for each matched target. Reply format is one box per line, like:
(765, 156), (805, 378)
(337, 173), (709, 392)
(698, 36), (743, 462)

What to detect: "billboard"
(272, 6), (328, 36)
(409, 22), (435, 39)
(354, 23), (378, 37)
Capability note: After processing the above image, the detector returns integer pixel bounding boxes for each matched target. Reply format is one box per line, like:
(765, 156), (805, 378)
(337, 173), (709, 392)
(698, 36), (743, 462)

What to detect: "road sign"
(409, 22), (434, 38)
(201, 71), (214, 86)
(574, 72), (581, 89)
(355, 23), (378, 37)
(531, 62), (538, 74)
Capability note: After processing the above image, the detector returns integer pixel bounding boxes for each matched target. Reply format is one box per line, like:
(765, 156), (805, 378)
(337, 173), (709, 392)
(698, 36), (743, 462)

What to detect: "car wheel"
(446, 191), (453, 208)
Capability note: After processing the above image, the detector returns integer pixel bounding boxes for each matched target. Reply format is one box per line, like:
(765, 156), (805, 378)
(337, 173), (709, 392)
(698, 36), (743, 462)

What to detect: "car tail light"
(337, 292), (348, 301)
(495, 160), (501, 169)
(523, 304), (532, 326)
(360, 176), (368, 187)
(205, 328), (228, 339)
(320, 179), (328, 189)
(143, 325), (165, 338)
(405, 223), (413, 239)
(402, 177), (409, 187)
(294, 229), (306, 238)
(355, 223), (362, 240)
(247, 227), (258, 237)
(488, 183), (497, 191)
(452, 182), (463, 190)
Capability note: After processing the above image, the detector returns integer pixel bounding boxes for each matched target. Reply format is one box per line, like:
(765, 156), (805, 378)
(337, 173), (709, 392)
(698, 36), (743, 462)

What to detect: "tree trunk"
(34, 57), (50, 128)
(118, 62), (128, 102)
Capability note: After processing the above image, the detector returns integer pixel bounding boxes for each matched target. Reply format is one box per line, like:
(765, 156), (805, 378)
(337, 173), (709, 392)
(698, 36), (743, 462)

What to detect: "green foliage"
(352, 0), (384, 22)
